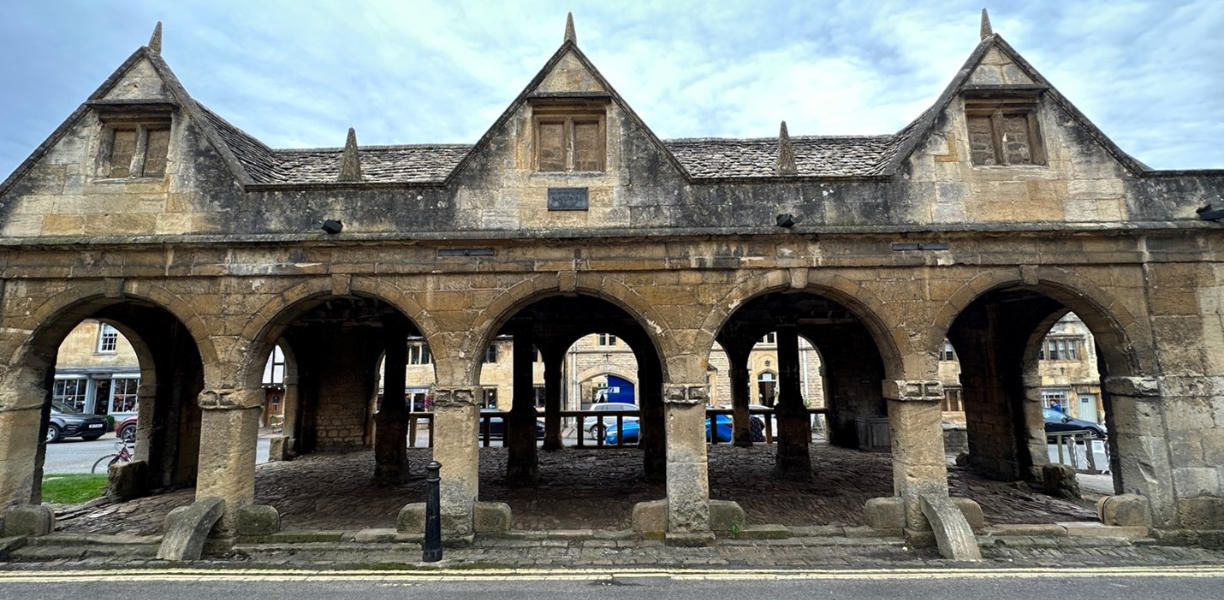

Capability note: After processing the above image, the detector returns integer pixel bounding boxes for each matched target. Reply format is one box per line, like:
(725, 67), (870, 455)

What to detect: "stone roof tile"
(663, 135), (899, 178)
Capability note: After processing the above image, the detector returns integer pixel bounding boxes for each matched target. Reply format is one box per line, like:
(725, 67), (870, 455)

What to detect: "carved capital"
(197, 388), (264, 410)
(882, 380), (943, 402)
(1103, 376), (1161, 398)
(432, 387), (481, 409)
(664, 384), (707, 406)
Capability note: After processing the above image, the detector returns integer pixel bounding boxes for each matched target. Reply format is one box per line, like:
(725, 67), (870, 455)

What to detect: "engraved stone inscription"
(547, 187), (589, 211)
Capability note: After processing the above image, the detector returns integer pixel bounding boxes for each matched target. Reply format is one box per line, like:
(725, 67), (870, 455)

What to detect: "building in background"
(52, 319), (140, 419)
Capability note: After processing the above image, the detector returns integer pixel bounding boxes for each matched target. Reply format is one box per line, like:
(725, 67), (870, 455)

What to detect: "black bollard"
(423, 460), (443, 562)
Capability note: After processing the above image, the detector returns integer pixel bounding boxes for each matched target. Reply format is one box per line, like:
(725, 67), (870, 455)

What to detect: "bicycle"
(91, 439), (134, 474)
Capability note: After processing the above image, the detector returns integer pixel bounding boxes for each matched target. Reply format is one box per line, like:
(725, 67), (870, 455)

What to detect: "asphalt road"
(1, 568), (1223, 600)
(43, 433), (271, 474)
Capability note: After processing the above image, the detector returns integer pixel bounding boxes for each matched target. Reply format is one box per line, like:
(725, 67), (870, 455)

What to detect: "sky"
(2, 0), (1222, 179)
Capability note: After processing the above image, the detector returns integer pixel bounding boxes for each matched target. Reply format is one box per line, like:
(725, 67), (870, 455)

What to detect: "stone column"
(663, 383), (711, 541)
(541, 347), (565, 451)
(0, 371), (45, 511)
(281, 375), (300, 448)
(775, 325), (812, 476)
(132, 382), (157, 463)
(638, 355), (666, 482)
(1021, 369), (1049, 479)
(375, 331), (409, 484)
(506, 324), (539, 483)
(722, 340), (754, 447)
(883, 379), (949, 530)
(1103, 376), (1176, 528)
(194, 388), (263, 534)
(430, 386), (480, 538)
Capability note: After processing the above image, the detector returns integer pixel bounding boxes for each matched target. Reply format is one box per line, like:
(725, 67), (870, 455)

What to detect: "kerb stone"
(632, 499), (667, 536)
(397, 502), (426, 533)
(1097, 494), (1151, 527)
(865, 497), (905, 533)
(236, 504), (280, 536)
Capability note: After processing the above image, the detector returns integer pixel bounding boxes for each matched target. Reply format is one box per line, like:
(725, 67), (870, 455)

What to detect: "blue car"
(606, 414), (749, 445)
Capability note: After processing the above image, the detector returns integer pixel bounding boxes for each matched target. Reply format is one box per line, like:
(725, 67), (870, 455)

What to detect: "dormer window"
(964, 97), (1045, 166)
(92, 102), (174, 179)
(533, 101), (606, 172)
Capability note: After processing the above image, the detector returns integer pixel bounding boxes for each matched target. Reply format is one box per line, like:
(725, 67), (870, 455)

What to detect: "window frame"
(963, 96), (1046, 167)
(532, 101), (607, 173)
(96, 110), (174, 180)
(97, 323), (119, 354)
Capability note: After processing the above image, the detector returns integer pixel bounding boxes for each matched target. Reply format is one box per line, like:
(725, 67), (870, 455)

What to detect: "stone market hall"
(0, 12), (1222, 553)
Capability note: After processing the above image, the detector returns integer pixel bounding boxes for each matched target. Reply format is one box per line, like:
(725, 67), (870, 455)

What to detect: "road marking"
(2, 566), (1224, 583)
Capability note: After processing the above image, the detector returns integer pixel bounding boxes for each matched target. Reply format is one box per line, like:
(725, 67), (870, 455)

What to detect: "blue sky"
(2, 0), (1222, 178)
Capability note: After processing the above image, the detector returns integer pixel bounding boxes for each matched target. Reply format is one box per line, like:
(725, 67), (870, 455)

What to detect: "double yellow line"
(2, 565), (1224, 582)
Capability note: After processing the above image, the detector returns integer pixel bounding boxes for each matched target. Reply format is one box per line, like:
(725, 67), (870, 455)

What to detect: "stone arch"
(699, 269), (907, 380)
(238, 277), (439, 391)
(575, 364), (640, 390)
(933, 267), (1142, 379)
(8, 281), (216, 377)
(470, 273), (672, 384)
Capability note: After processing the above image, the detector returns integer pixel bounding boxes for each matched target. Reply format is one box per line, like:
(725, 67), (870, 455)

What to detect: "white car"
(582, 402), (639, 439)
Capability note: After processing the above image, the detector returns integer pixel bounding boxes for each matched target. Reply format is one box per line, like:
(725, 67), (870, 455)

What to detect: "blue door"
(606, 375), (636, 405)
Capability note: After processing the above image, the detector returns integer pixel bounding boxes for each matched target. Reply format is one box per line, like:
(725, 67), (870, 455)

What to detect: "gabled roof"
(882, 33), (1153, 176)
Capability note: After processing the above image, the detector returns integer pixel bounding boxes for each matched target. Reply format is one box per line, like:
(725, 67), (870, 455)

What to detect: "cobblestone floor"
(54, 444), (1099, 536)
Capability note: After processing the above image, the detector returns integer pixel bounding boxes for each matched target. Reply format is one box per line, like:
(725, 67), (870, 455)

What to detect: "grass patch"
(42, 473), (107, 504)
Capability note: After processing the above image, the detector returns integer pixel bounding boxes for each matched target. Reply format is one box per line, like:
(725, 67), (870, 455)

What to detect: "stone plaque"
(547, 187), (589, 211)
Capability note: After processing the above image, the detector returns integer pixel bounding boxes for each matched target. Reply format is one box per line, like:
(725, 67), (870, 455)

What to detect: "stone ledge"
(729, 524), (790, 540)
(1062, 523), (1149, 538)
(0, 536), (27, 559)
(984, 524), (1068, 537)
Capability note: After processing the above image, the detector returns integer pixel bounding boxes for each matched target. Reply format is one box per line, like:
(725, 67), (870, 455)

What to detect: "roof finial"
(149, 21), (163, 54)
(776, 121), (797, 176)
(338, 128), (363, 183)
(980, 8), (993, 40)
(564, 12), (577, 44)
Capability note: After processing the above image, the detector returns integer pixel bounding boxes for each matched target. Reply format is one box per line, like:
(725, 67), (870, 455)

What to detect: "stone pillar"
(663, 383), (711, 539)
(281, 374), (300, 448)
(506, 324), (539, 483)
(1103, 376), (1176, 528)
(431, 386), (480, 538)
(1021, 370), (1049, 479)
(639, 357), (666, 482)
(194, 388), (263, 534)
(724, 343), (753, 448)
(133, 382), (157, 463)
(883, 379), (949, 530)
(775, 325), (812, 476)
(541, 347), (565, 451)
(375, 331), (409, 484)
(0, 379), (44, 511)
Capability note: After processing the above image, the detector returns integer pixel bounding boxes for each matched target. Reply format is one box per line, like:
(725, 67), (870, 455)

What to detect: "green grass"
(42, 473), (107, 504)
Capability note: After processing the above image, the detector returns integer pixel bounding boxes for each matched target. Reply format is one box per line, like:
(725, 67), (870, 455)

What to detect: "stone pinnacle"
(564, 13), (577, 44)
(338, 128), (363, 183)
(776, 121), (798, 176)
(980, 8), (993, 40)
(149, 21), (163, 54)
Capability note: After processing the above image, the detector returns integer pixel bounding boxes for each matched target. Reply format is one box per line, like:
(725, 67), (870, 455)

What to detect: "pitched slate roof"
(663, 132), (910, 179)
(199, 105), (469, 185)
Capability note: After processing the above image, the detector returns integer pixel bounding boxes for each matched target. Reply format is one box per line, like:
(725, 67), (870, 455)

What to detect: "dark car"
(47, 403), (109, 443)
(1043, 408), (1106, 439)
(116, 415), (138, 443)
(478, 410), (545, 439)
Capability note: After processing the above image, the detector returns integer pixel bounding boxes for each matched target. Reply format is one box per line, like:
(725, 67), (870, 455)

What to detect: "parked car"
(582, 402), (639, 439)
(1043, 408), (1106, 439)
(47, 402), (109, 443)
(478, 410), (545, 439)
(606, 414), (764, 445)
(116, 415), (138, 443)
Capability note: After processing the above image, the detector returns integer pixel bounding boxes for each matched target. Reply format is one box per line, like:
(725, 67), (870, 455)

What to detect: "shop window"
(53, 378), (88, 413)
(109, 377), (140, 413)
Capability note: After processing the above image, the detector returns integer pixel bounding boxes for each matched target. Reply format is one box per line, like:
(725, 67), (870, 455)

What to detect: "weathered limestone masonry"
(0, 13), (1222, 549)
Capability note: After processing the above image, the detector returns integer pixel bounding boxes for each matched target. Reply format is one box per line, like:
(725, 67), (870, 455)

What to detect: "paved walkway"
(53, 443), (1097, 536)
